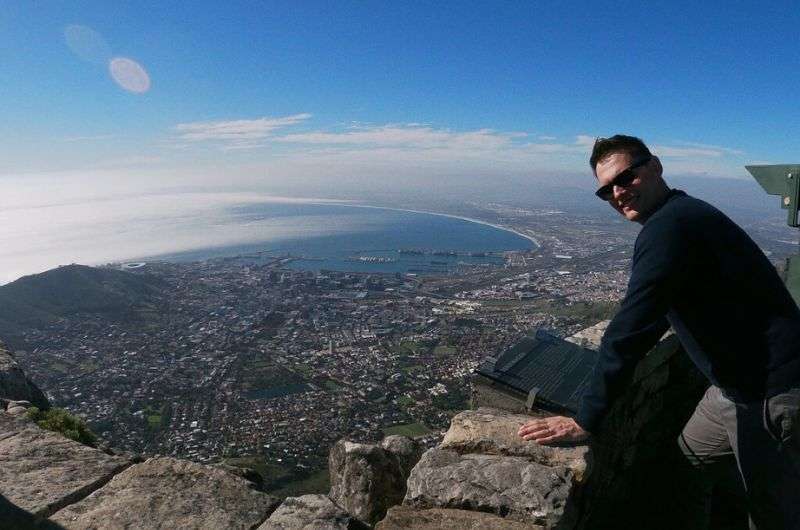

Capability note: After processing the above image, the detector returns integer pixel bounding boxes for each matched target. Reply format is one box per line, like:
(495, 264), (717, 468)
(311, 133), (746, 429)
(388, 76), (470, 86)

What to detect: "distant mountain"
(0, 265), (166, 347)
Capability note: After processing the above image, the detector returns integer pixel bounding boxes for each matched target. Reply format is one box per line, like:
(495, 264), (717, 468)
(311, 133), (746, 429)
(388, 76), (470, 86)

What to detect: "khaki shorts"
(679, 385), (800, 530)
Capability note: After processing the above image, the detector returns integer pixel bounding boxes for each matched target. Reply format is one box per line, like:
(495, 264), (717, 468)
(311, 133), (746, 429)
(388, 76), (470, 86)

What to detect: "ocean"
(146, 202), (535, 274)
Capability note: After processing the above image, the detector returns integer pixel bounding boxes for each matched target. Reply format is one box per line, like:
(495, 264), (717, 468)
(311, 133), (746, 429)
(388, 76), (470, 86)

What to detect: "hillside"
(0, 264), (165, 346)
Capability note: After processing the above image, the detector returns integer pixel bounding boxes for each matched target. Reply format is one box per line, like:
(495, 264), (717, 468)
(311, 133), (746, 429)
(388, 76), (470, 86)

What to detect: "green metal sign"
(745, 165), (800, 227)
(745, 164), (800, 305)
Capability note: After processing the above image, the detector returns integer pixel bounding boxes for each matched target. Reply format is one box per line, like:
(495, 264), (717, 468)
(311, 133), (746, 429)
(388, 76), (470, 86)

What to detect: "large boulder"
(380, 434), (424, 483)
(328, 436), (422, 525)
(258, 494), (369, 530)
(441, 408), (590, 482)
(376, 505), (545, 529)
(0, 412), (131, 518)
(0, 342), (49, 409)
(51, 456), (281, 529)
(403, 448), (578, 528)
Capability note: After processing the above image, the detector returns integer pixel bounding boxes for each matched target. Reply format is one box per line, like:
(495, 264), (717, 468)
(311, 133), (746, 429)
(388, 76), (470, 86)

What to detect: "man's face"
(595, 151), (663, 223)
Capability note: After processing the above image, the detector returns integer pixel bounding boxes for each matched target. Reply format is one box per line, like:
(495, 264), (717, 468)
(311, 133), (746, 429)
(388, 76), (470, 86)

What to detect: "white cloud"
(669, 141), (745, 156)
(278, 124), (522, 150)
(174, 113), (312, 148)
(653, 145), (726, 158)
(574, 135), (597, 148)
(62, 134), (115, 142)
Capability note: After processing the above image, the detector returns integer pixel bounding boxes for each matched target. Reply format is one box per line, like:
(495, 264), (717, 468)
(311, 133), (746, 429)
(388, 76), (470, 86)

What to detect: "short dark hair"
(590, 135), (652, 173)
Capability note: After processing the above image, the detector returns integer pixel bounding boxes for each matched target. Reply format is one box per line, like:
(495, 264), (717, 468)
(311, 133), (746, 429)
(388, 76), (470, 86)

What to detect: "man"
(518, 135), (800, 529)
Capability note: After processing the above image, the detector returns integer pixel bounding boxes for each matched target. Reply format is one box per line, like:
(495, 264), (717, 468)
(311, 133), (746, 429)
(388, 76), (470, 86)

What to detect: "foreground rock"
(404, 448), (577, 528)
(0, 412), (130, 518)
(0, 342), (49, 409)
(441, 408), (590, 482)
(376, 505), (545, 529)
(258, 494), (369, 530)
(399, 408), (589, 529)
(329, 435), (422, 525)
(51, 456), (280, 529)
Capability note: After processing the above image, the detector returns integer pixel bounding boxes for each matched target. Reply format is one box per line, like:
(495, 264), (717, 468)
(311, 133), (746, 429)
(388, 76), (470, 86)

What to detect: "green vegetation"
(431, 383), (470, 412)
(47, 360), (74, 375)
(26, 407), (97, 447)
(396, 395), (416, 408)
(321, 379), (342, 391)
(78, 359), (99, 373)
(142, 403), (170, 431)
(383, 422), (432, 437)
(293, 364), (313, 376)
(269, 469), (330, 498)
(400, 364), (426, 374)
(0, 264), (165, 347)
(224, 456), (330, 497)
(433, 344), (456, 356)
(482, 299), (618, 323)
(393, 339), (435, 357)
(237, 353), (310, 400)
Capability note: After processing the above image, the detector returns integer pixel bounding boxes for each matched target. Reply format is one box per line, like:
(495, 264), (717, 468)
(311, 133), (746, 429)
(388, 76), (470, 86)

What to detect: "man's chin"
(621, 208), (640, 222)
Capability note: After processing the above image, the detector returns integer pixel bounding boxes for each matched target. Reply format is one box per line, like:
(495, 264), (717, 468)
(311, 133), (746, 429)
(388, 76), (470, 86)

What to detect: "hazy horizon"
(3, 2), (799, 281)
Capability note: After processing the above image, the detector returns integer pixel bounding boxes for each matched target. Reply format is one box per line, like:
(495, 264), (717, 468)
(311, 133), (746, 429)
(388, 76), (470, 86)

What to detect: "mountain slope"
(0, 265), (165, 345)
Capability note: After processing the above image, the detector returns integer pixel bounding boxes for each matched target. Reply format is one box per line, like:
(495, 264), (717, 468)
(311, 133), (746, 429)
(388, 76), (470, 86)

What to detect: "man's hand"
(517, 416), (590, 445)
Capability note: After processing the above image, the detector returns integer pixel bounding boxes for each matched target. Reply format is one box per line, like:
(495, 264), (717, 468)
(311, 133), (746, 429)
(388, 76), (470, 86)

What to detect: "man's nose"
(612, 185), (626, 200)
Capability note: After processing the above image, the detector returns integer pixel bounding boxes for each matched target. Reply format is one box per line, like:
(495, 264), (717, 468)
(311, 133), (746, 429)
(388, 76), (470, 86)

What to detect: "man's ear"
(651, 156), (663, 177)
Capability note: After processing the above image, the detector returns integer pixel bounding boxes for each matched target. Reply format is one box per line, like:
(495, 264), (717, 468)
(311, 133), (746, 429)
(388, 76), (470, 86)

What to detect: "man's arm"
(520, 215), (689, 443)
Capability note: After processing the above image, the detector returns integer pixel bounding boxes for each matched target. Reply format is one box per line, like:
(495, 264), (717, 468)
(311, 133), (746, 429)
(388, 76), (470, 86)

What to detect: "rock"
(0, 411), (131, 517)
(213, 462), (264, 490)
(441, 408), (591, 482)
(403, 448), (579, 528)
(258, 494), (369, 530)
(6, 405), (28, 416)
(329, 439), (412, 525)
(564, 321), (610, 350)
(376, 505), (545, 529)
(380, 435), (423, 482)
(51, 456), (280, 529)
(0, 343), (49, 409)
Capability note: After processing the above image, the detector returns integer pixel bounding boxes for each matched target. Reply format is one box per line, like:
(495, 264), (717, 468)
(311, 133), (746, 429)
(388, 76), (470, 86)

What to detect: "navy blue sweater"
(576, 190), (800, 433)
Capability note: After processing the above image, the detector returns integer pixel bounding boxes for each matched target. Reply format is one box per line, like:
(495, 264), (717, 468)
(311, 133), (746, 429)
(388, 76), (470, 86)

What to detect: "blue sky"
(1, 1), (799, 280)
(4, 1), (800, 180)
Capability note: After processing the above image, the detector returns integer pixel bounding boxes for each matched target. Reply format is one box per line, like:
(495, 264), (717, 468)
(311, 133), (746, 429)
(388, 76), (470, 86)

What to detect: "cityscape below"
(5, 194), (796, 494)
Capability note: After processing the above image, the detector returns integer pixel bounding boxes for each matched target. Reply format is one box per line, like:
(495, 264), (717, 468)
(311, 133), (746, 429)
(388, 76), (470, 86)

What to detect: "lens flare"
(109, 57), (151, 94)
(64, 25), (112, 64)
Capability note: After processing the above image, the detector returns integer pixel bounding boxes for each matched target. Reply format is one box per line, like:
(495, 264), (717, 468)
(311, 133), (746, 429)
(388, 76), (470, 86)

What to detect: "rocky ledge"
(0, 341), (49, 410)
(1, 399), (588, 529)
(0, 331), (590, 529)
(0, 402), (281, 529)
(396, 408), (589, 529)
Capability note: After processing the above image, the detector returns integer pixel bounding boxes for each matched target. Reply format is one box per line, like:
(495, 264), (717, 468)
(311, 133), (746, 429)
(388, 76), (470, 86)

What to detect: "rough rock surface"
(563, 320), (609, 350)
(0, 342), (49, 409)
(380, 434), (424, 482)
(376, 505), (545, 529)
(51, 456), (280, 529)
(0, 412), (131, 517)
(404, 448), (577, 528)
(258, 494), (369, 530)
(328, 436), (422, 525)
(441, 408), (591, 482)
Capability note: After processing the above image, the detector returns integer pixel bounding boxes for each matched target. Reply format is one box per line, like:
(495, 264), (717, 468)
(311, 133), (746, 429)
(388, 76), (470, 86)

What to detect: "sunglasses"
(595, 156), (652, 200)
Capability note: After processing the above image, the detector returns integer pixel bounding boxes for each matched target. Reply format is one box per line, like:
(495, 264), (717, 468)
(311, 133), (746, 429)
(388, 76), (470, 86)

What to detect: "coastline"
(327, 202), (541, 249)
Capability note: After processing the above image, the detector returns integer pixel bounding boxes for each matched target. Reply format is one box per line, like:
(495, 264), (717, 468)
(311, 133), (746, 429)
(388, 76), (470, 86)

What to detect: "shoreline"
(135, 200), (539, 264)
(4, 199), (539, 284)
(326, 202), (541, 249)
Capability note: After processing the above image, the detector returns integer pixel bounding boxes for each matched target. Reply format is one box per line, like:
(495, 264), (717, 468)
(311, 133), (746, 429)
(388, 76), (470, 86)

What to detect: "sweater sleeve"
(575, 215), (689, 433)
